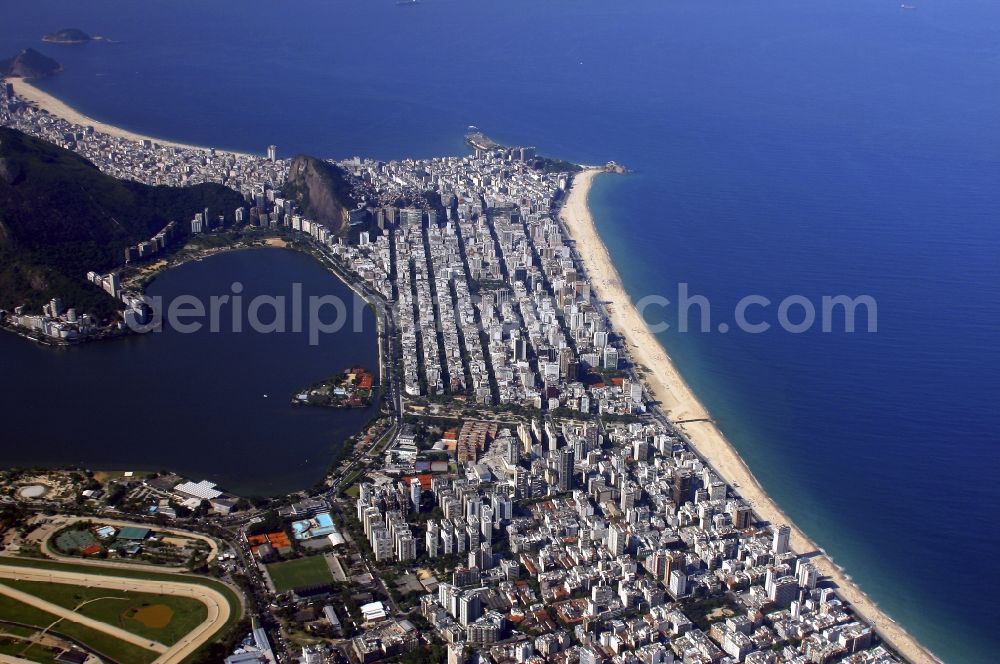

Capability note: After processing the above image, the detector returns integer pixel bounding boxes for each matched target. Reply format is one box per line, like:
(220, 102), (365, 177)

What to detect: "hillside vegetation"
(0, 127), (244, 317)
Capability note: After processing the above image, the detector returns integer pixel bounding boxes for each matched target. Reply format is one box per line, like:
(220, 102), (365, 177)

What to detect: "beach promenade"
(559, 168), (938, 664)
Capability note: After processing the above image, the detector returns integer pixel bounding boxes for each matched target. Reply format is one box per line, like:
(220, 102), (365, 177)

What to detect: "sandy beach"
(560, 169), (938, 664)
(8, 78), (253, 157)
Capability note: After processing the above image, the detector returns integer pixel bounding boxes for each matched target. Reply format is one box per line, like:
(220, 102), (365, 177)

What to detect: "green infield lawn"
(0, 557), (245, 663)
(0, 640), (60, 664)
(0, 594), (158, 664)
(0, 556), (241, 621)
(267, 556), (333, 593)
(0, 579), (207, 646)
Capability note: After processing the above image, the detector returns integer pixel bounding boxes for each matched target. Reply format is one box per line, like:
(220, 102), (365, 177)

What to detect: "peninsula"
(0, 78), (939, 664)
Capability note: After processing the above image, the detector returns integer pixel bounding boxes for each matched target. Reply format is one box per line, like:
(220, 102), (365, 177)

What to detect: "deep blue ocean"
(2, 0), (998, 660)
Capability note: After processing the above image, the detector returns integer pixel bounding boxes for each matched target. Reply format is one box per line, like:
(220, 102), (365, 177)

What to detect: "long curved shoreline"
(8, 78), (254, 157)
(559, 169), (938, 664)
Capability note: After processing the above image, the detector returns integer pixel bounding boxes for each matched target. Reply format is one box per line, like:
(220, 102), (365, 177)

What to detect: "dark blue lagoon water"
(0, 248), (378, 496)
(2, 0), (999, 660)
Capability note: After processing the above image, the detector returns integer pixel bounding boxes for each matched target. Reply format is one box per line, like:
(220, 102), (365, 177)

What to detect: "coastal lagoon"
(2, 0), (999, 660)
(0, 248), (378, 496)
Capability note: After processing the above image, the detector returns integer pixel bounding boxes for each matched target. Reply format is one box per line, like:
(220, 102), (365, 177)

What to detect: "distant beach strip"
(559, 169), (940, 664)
(7, 78), (253, 157)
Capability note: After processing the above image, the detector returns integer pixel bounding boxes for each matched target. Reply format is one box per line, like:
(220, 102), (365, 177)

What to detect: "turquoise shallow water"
(2, 1), (999, 659)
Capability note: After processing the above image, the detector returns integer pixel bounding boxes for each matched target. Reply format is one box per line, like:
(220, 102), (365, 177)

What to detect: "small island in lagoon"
(292, 366), (375, 408)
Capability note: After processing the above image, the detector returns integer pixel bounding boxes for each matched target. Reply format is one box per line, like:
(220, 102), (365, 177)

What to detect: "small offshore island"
(0, 76), (938, 664)
(42, 28), (105, 44)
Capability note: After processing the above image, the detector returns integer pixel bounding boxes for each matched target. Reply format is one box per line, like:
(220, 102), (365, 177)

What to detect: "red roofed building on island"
(348, 367), (374, 390)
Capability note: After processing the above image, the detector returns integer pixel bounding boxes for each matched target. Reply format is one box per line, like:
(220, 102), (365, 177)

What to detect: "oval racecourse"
(0, 559), (239, 663)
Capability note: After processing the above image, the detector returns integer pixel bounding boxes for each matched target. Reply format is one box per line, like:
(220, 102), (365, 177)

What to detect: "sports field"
(267, 556), (334, 593)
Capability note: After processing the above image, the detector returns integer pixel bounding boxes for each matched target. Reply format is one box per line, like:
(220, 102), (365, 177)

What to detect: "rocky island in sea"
(42, 28), (95, 44)
(41, 28), (113, 45)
